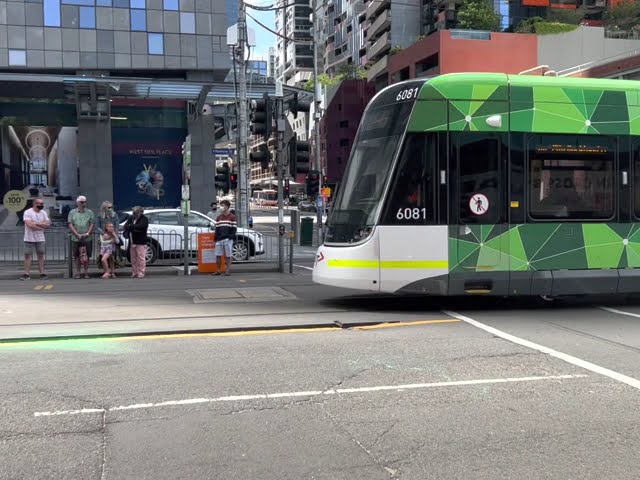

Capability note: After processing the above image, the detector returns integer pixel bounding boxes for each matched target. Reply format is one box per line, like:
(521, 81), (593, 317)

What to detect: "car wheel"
(146, 240), (160, 264)
(233, 237), (252, 262)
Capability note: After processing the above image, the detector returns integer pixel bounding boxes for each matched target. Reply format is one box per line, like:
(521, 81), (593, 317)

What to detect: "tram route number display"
(396, 207), (428, 220)
(396, 87), (420, 102)
(2, 190), (27, 213)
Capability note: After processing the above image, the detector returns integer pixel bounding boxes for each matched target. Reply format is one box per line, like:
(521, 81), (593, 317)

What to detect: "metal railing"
(0, 228), (294, 272)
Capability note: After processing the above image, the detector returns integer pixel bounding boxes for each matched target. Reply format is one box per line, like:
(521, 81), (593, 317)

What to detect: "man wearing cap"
(68, 195), (95, 279)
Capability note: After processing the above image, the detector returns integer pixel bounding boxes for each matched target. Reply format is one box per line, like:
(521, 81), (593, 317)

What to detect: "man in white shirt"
(21, 198), (51, 281)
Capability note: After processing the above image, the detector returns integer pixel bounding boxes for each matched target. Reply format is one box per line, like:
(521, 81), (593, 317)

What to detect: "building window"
(79, 6), (95, 28)
(338, 104), (342, 111)
(339, 120), (348, 128)
(62, 0), (94, 5)
(96, 0), (112, 5)
(9, 50), (27, 66)
(163, 0), (178, 9)
(339, 138), (349, 147)
(131, 9), (146, 30)
(114, 0), (128, 6)
(180, 12), (195, 33)
(130, 0), (145, 7)
(44, 0), (61, 26)
(530, 135), (615, 221)
(148, 33), (163, 54)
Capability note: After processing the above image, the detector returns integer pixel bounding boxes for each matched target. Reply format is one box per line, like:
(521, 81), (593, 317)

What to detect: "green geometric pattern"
(407, 73), (640, 134)
(449, 224), (640, 272)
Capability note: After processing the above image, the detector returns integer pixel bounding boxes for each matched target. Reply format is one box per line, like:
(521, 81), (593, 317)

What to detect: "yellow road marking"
(353, 319), (461, 330)
(33, 285), (43, 291)
(44, 285), (53, 290)
(0, 318), (462, 346)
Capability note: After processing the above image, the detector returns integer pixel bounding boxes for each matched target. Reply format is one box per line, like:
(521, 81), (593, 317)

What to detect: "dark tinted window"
(529, 135), (615, 220)
(381, 134), (437, 225)
(458, 133), (502, 224)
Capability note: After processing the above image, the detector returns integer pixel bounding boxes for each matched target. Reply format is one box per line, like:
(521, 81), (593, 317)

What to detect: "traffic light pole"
(312, 0), (323, 245)
(275, 86), (285, 274)
(236, 0), (249, 228)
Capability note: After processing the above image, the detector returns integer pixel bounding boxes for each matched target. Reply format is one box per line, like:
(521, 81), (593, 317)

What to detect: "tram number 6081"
(396, 88), (420, 102)
(396, 207), (427, 220)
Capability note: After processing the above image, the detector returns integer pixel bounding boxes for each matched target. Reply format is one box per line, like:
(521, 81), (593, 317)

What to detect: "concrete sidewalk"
(0, 268), (374, 342)
(0, 261), (285, 280)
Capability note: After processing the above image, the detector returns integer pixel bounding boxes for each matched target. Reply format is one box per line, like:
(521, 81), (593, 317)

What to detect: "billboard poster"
(112, 128), (187, 209)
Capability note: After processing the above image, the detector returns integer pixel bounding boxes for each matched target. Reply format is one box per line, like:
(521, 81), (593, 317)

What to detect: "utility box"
(300, 217), (314, 246)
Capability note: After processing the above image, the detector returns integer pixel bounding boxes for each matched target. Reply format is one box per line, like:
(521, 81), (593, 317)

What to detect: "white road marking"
(34, 374), (586, 417)
(599, 306), (640, 319)
(293, 264), (313, 271)
(444, 309), (640, 391)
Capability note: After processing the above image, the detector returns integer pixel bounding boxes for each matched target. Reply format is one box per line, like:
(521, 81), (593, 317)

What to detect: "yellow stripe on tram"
(327, 259), (448, 269)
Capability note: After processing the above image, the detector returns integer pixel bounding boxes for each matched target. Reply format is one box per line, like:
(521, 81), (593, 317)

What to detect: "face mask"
(106, 208), (113, 215)
(35, 205), (44, 210)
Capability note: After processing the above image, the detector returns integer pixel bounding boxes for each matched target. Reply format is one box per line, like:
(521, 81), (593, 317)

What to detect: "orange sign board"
(197, 232), (225, 273)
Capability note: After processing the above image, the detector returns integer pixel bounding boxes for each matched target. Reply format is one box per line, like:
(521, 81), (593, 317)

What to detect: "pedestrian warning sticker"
(470, 193), (489, 215)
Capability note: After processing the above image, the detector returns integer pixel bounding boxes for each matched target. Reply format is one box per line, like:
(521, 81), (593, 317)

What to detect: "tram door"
(377, 133), (446, 293)
(453, 133), (509, 295)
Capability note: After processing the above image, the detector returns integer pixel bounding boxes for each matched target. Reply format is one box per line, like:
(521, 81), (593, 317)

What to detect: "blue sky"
(246, 9), (277, 60)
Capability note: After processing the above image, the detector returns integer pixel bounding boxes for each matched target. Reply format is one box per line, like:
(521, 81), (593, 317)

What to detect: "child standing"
(100, 223), (120, 279)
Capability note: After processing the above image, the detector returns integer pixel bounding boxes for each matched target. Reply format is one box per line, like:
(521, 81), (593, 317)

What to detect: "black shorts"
(72, 240), (93, 259)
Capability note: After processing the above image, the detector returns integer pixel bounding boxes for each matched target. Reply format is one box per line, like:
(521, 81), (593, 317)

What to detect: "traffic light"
(284, 178), (290, 196)
(306, 170), (320, 198)
(215, 162), (231, 194)
(230, 172), (238, 191)
(288, 133), (310, 177)
(323, 175), (328, 185)
(249, 143), (271, 170)
(289, 92), (312, 119)
(249, 93), (272, 139)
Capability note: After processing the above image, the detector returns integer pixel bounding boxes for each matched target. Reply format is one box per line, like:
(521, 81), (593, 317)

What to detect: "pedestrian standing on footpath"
(99, 223), (121, 279)
(206, 201), (218, 220)
(68, 195), (95, 280)
(123, 206), (149, 278)
(213, 199), (236, 276)
(20, 198), (50, 281)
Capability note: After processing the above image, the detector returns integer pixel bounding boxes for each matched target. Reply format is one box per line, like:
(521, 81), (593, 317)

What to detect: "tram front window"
(326, 101), (413, 244)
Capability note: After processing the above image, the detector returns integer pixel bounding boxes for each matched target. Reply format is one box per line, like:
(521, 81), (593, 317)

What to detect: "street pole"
(236, 0), (249, 228)
(182, 136), (192, 276)
(312, 0), (323, 245)
(275, 82), (285, 273)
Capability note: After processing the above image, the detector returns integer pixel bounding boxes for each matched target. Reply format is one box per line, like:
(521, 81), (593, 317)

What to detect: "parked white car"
(118, 208), (264, 264)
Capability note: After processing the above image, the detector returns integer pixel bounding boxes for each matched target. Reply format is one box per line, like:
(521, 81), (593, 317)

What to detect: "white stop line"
(34, 374), (587, 418)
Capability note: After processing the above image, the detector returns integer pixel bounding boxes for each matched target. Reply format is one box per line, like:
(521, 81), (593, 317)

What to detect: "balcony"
(367, 30), (390, 62)
(365, 0), (389, 21)
(367, 8), (390, 40)
(367, 54), (388, 81)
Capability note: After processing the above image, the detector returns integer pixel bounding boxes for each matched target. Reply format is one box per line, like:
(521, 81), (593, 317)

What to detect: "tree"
(303, 66), (368, 91)
(604, 0), (640, 31)
(456, 0), (501, 32)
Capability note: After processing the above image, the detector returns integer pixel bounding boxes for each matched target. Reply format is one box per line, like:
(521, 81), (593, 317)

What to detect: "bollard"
(289, 230), (294, 273)
(290, 210), (299, 241)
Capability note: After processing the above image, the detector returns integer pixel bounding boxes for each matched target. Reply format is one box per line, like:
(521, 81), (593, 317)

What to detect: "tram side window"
(458, 133), (501, 224)
(380, 134), (436, 225)
(528, 135), (615, 220)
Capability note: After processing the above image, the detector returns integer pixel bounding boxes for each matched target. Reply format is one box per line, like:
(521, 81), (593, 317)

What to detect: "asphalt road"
(3, 284), (640, 478)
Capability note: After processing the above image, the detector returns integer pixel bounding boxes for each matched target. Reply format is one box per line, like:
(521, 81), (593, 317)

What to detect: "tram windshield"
(326, 101), (414, 244)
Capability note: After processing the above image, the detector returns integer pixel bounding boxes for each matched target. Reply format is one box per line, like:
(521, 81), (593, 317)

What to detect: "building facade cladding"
(386, 30), (538, 83)
(319, 79), (374, 183)
(274, 0), (313, 86)
(322, 0), (366, 75)
(362, 0), (421, 87)
(0, 0), (233, 72)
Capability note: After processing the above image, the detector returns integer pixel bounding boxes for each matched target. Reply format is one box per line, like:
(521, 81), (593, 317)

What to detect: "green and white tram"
(313, 72), (640, 297)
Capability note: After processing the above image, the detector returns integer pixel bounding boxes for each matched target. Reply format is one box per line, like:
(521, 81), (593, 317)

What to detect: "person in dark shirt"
(213, 200), (237, 276)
